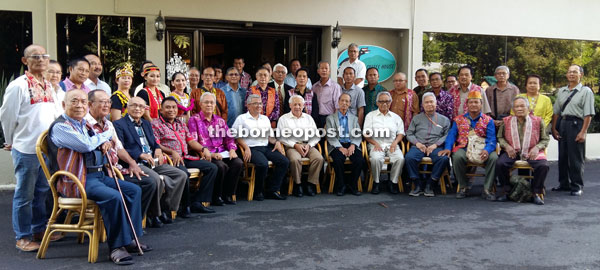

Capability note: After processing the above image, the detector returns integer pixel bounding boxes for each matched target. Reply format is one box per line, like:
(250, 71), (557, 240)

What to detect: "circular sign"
(337, 45), (397, 82)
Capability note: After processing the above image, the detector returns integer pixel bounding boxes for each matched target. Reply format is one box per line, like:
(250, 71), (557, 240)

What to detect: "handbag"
(555, 88), (579, 129)
(466, 130), (487, 164)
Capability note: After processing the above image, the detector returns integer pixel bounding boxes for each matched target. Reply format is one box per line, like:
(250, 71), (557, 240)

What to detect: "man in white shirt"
(277, 95), (323, 197)
(284, 59), (313, 89)
(363, 91), (405, 195)
(1, 44), (62, 252)
(233, 94), (289, 200)
(337, 43), (367, 88)
(84, 54), (112, 95)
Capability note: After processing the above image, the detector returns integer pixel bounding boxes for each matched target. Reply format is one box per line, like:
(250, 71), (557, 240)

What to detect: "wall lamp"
(155, 11), (166, 41)
(331, 21), (342, 48)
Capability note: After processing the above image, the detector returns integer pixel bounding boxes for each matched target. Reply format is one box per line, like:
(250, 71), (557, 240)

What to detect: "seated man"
(188, 92), (243, 205)
(233, 94), (289, 200)
(277, 95), (323, 197)
(405, 92), (451, 197)
(49, 89), (150, 265)
(496, 96), (549, 205)
(363, 91), (405, 195)
(439, 90), (498, 200)
(85, 90), (158, 223)
(326, 93), (364, 196)
(152, 97), (218, 213)
(114, 97), (187, 228)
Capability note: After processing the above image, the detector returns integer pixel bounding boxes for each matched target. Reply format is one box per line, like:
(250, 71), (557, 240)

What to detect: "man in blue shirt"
(439, 90), (497, 200)
(222, 67), (247, 127)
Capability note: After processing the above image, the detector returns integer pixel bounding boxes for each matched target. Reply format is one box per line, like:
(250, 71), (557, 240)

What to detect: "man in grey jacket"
(326, 93), (364, 196)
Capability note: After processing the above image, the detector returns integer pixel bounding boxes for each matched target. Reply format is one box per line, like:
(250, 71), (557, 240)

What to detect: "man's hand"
(101, 141), (112, 154)
(527, 146), (539, 160)
(372, 143), (383, 152)
(272, 141), (285, 156)
(294, 143), (306, 157)
(301, 144), (311, 158)
(348, 144), (356, 156)
(171, 151), (184, 166)
(3, 144), (11, 151)
(390, 142), (398, 153)
(212, 153), (223, 160)
(243, 146), (252, 163)
(229, 149), (238, 160)
(480, 149), (490, 162)
(154, 152), (164, 166)
(425, 144), (437, 156)
(552, 128), (561, 141)
(416, 142), (427, 153)
(494, 120), (502, 127)
(139, 153), (155, 167)
(438, 149), (451, 157)
(575, 131), (587, 143)
(505, 145), (517, 159)
(338, 147), (349, 157)
(128, 162), (148, 180)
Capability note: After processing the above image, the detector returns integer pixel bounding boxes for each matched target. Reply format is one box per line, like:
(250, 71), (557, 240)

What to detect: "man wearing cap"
(439, 90), (497, 200)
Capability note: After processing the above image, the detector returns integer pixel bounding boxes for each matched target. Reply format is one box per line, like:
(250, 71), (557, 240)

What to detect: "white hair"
(246, 94), (261, 105)
(495, 65), (510, 75)
(289, 95), (305, 104)
(376, 91), (392, 102)
(422, 92), (437, 103)
(273, 63), (288, 74)
(200, 92), (216, 103)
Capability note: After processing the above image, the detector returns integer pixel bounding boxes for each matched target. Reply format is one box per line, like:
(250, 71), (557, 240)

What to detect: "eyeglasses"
(202, 101), (215, 104)
(94, 100), (112, 106)
(27, 54), (50, 60)
(129, 104), (147, 109)
(248, 102), (262, 106)
(47, 70), (62, 75)
(377, 100), (391, 104)
(393, 80), (406, 82)
(203, 74), (215, 77)
(227, 73), (239, 77)
(69, 98), (87, 105)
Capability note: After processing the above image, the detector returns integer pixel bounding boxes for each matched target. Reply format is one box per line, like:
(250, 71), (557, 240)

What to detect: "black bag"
(555, 88), (579, 130)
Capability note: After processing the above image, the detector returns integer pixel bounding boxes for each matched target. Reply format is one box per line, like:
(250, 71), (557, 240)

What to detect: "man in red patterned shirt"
(152, 97), (218, 214)
(234, 57), (252, 89)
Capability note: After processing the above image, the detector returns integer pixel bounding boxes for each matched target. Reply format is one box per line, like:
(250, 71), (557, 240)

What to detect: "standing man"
(340, 67), (366, 126)
(326, 93), (364, 196)
(439, 91), (497, 201)
(188, 67), (200, 90)
(413, 68), (431, 106)
(1, 44), (61, 252)
(405, 93), (451, 197)
(61, 58), (92, 93)
(551, 64), (595, 196)
(389, 72), (419, 131)
(269, 63), (294, 107)
(222, 67), (247, 127)
(190, 67), (228, 121)
(284, 59), (313, 89)
(485, 66), (520, 126)
(234, 57), (252, 89)
(426, 72), (454, 121)
(84, 54), (111, 95)
(444, 75), (458, 91)
(448, 66), (491, 118)
(363, 67), (387, 115)
(311, 61), (342, 129)
(246, 67), (280, 127)
(337, 43), (367, 88)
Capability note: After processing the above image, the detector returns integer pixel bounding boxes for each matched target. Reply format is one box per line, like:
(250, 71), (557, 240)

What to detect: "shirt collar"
(338, 110), (348, 119)
(376, 110), (391, 117)
(63, 113), (87, 127)
(290, 112), (305, 119)
(464, 111), (482, 121)
(128, 114), (143, 126)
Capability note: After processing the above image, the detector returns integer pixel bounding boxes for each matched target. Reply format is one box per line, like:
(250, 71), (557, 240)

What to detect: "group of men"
(2, 43), (595, 265)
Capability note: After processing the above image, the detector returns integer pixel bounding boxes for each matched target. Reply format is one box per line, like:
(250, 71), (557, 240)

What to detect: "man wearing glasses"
(222, 67), (247, 127)
(485, 66), (520, 126)
(1, 44), (63, 252)
(337, 43), (367, 88)
(190, 67), (228, 121)
(268, 63), (293, 107)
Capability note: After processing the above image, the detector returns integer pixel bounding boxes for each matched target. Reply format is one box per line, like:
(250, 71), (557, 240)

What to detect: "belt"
(86, 167), (104, 173)
(562, 115), (582, 121)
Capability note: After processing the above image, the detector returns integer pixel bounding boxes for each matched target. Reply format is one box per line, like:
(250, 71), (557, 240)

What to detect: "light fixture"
(155, 11), (165, 41)
(331, 21), (342, 48)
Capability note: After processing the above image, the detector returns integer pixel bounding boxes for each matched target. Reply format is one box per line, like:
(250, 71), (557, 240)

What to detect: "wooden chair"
(238, 144), (275, 201)
(324, 142), (363, 194)
(35, 130), (104, 263)
(405, 143), (451, 194)
(287, 143), (323, 195)
(456, 144), (500, 192)
(364, 140), (406, 193)
(509, 159), (545, 199)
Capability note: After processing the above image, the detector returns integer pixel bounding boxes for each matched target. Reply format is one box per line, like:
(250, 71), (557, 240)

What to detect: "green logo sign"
(337, 45), (397, 82)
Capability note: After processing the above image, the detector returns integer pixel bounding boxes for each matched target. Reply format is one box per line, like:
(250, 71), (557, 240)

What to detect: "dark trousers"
(496, 152), (549, 194)
(558, 118), (586, 191)
(250, 145), (289, 193)
(85, 171), (142, 250)
(122, 172), (157, 219)
(182, 159), (218, 205)
(212, 157), (243, 199)
(405, 146), (449, 188)
(330, 142), (364, 191)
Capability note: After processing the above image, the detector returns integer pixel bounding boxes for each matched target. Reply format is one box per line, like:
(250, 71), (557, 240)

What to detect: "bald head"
(23, 44), (45, 57)
(127, 97), (147, 121)
(22, 44), (48, 75)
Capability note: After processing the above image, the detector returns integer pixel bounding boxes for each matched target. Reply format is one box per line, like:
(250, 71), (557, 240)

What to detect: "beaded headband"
(116, 63), (134, 79)
(142, 65), (160, 77)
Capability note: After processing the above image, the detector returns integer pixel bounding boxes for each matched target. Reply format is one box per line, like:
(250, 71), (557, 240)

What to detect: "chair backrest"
(35, 130), (52, 181)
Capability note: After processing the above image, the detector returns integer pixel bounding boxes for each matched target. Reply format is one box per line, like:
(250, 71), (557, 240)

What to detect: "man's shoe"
(483, 191), (496, 201)
(306, 184), (316, 196)
(34, 232), (64, 242)
(148, 216), (163, 228)
(212, 197), (225, 206)
(456, 188), (467, 199)
(265, 191), (286, 200)
(255, 193), (265, 201)
(466, 181), (473, 190)
(159, 212), (173, 224)
(533, 194), (545, 205)
(16, 238), (40, 252)
(190, 204), (216, 213)
(388, 181), (399, 194)
(223, 196), (236, 205)
(294, 184), (304, 197)
(110, 247), (134, 265)
(126, 242), (153, 253)
(336, 185), (346, 196)
(571, 190), (583, 196)
(177, 207), (192, 218)
(409, 186), (422, 197)
(496, 195), (508, 202)
(551, 186), (570, 192)
(350, 187), (361, 196)
(371, 183), (380, 194)
(424, 184), (435, 197)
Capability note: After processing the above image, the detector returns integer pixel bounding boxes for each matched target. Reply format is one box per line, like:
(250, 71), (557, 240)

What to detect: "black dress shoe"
(496, 195), (508, 202)
(265, 191), (286, 200)
(255, 193), (265, 201)
(571, 190), (583, 196)
(350, 189), (361, 196)
(551, 186), (571, 192)
(148, 216), (163, 228)
(294, 184), (304, 197)
(409, 186), (422, 197)
(389, 181), (399, 194)
(223, 196), (236, 205)
(371, 183), (380, 194)
(177, 207), (191, 218)
(306, 184), (316, 196)
(533, 194), (545, 205)
(212, 197), (225, 206)
(159, 212), (173, 224)
(190, 203), (216, 213)
(336, 185), (346, 196)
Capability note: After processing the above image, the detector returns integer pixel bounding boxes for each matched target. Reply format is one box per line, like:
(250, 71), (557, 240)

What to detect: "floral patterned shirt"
(187, 113), (236, 153)
(152, 116), (199, 160)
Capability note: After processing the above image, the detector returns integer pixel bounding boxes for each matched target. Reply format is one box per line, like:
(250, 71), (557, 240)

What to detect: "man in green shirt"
(362, 67), (386, 116)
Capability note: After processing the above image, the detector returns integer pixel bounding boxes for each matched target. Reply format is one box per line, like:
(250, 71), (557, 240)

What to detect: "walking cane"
(105, 153), (144, 255)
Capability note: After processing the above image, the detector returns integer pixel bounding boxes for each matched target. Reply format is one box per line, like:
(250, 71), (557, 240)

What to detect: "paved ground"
(1, 161), (600, 270)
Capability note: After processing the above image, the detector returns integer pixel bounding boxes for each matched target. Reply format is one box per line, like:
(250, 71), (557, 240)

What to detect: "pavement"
(1, 161), (600, 270)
